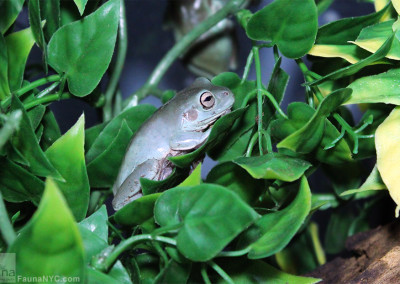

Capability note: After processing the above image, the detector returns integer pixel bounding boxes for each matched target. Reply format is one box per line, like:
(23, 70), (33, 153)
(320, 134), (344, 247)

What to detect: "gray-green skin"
(112, 78), (235, 210)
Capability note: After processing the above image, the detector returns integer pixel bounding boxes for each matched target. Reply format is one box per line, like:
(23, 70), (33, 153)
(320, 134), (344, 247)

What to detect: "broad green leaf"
(79, 205), (108, 241)
(351, 20), (400, 60)
(0, 158), (44, 204)
(178, 163), (202, 187)
(10, 96), (61, 179)
(246, 0), (318, 58)
(271, 102), (353, 165)
(0, 110), (22, 151)
(234, 153), (311, 182)
(341, 165), (386, 196)
(206, 162), (264, 205)
(29, 0), (48, 72)
(45, 114), (90, 221)
(140, 167), (190, 196)
(308, 34), (394, 86)
(311, 193), (339, 211)
(155, 184), (259, 261)
(239, 177), (311, 259)
(87, 268), (119, 284)
(169, 108), (246, 168)
(48, 0), (120, 96)
(86, 104), (156, 163)
(217, 258), (320, 284)
(375, 106), (400, 216)
(5, 26), (36, 91)
(73, 0), (89, 15)
(316, 0), (334, 14)
(154, 260), (191, 284)
(346, 68), (400, 105)
(0, 0), (25, 34)
(114, 193), (161, 227)
(0, 33), (10, 99)
(278, 88), (352, 153)
(85, 122), (106, 152)
(266, 57), (289, 116)
(40, 0), (60, 41)
(8, 179), (85, 281)
(308, 44), (369, 64)
(87, 120), (133, 188)
(316, 5), (389, 44)
(40, 109), (61, 151)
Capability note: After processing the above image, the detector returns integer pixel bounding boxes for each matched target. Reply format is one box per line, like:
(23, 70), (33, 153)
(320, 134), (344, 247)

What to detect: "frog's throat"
(183, 108), (232, 132)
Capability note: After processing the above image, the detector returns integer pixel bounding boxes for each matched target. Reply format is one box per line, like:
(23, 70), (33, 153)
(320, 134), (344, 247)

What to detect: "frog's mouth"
(199, 108), (232, 132)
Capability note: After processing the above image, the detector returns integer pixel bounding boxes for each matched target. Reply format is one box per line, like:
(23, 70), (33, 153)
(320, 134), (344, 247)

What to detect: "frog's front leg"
(169, 128), (211, 151)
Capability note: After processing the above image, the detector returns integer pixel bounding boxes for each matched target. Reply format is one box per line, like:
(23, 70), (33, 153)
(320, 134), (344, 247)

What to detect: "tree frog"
(112, 78), (234, 210)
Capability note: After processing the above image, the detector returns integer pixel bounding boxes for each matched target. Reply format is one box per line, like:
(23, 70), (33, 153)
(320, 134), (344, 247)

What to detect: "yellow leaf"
(392, 0), (400, 15)
(376, 106), (400, 217)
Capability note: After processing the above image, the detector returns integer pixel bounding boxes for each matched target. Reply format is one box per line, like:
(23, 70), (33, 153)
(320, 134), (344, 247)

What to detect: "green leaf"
(239, 177), (311, 259)
(178, 163), (202, 187)
(73, 0), (89, 15)
(85, 122), (106, 152)
(217, 258), (320, 284)
(206, 162), (264, 205)
(341, 165), (386, 196)
(48, 0), (120, 96)
(27, 105), (46, 131)
(267, 57), (289, 107)
(246, 0), (318, 58)
(0, 0), (25, 34)
(5, 26), (36, 91)
(346, 68), (400, 105)
(316, 5), (388, 44)
(79, 205), (108, 241)
(10, 96), (61, 179)
(140, 167), (190, 196)
(166, 184), (259, 261)
(154, 260), (191, 284)
(40, 109), (61, 151)
(0, 158), (44, 204)
(169, 108), (247, 168)
(114, 193), (161, 227)
(0, 33), (10, 99)
(45, 114), (90, 221)
(278, 88), (352, 153)
(29, 0), (48, 72)
(308, 34), (394, 86)
(0, 110), (22, 151)
(8, 179), (85, 280)
(40, 0), (60, 41)
(308, 44), (369, 64)
(234, 153), (311, 182)
(209, 73), (258, 161)
(351, 20), (400, 60)
(154, 187), (188, 227)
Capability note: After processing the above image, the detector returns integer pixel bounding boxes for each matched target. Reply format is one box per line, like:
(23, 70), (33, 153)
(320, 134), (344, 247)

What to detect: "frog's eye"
(200, 92), (215, 109)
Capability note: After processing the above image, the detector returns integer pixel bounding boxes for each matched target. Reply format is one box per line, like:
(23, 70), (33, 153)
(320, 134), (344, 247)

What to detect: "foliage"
(0, 0), (399, 282)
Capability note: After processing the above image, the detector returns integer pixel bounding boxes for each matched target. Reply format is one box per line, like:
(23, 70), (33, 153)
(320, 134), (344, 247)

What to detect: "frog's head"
(178, 77), (235, 132)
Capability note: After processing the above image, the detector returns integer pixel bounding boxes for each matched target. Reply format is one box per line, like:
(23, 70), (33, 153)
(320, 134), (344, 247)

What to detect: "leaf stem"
(14, 74), (61, 97)
(92, 234), (176, 272)
(207, 261), (234, 284)
(0, 192), (16, 246)
(103, 0), (127, 121)
(201, 264), (212, 284)
(241, 49), (254, 84)
(125, 0), (246, 104)
(252, 45), (264, 155)
(24, 92), (71, 110)
(217, 247), (250, 257)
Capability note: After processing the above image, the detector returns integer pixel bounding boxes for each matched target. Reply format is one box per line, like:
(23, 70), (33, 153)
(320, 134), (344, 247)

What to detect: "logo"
(0, 253), (16, 283)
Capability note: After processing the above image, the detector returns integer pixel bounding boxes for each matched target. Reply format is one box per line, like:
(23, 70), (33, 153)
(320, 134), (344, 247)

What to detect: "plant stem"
(217, 247), (250, 257)
(208, 261), (234, 284)
(103, 0), (127, 121)
(0, 192), (16, 246)
(125, 0), (246, 105)
(241, 49), (254, 84)
(201, 264), (212, 284)
(93, 234), (176, 272)
(24, 92), (71, 110)
(37, 81), (60, 98)
(252, 45), (263, 155)
(14, 74), (61, 97)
